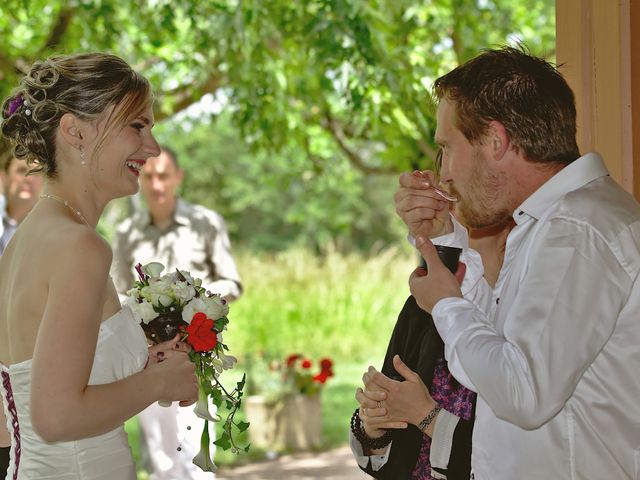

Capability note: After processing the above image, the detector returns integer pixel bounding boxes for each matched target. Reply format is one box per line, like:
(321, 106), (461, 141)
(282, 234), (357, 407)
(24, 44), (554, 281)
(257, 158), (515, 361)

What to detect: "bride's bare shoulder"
(13, 215), (112, 276)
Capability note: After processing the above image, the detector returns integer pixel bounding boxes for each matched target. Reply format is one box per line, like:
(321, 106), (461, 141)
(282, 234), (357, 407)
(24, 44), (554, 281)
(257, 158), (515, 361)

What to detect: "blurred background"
(0, 0), (556, 472)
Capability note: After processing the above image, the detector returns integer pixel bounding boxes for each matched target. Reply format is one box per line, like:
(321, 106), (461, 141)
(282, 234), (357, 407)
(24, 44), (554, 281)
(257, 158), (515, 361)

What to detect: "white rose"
(143, 278), (176, 307)
(172, 281), (197, 304)
(177, 270), (196, 285)
(126, 299), (158, 324)
(203, 294), (229, 319)
(181, 297), (208, 324)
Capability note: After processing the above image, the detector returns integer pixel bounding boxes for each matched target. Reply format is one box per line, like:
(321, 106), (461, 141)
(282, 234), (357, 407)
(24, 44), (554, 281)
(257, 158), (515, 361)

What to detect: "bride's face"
(89, 103), (160, 199)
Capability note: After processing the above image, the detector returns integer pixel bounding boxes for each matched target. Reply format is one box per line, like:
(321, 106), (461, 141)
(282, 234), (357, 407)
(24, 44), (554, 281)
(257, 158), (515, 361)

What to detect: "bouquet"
(246, 352), (334, 402)
(125, 262), (249, 472)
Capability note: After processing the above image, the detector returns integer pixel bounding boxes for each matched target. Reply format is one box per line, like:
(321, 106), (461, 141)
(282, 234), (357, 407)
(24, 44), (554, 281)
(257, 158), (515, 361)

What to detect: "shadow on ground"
(216, 445), (369, 480)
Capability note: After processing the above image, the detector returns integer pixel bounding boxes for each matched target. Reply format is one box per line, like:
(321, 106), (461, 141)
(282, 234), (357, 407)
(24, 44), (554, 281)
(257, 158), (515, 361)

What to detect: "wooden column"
(556, 0), (639, 199)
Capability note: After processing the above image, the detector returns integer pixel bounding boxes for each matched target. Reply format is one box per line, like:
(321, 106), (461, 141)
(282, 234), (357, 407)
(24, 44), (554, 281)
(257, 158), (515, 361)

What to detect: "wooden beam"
(556, 0), (637, 198)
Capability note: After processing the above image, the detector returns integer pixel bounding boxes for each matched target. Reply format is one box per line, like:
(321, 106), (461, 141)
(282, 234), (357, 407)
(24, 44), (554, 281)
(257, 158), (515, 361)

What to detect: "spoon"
(432, 187), (458, 202)
(411, 170), (458, 202)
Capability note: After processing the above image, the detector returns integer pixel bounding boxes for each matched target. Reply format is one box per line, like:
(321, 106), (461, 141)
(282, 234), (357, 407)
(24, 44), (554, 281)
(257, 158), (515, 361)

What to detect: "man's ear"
(487, 120), (510, 161)
(58, 113), (85, 149)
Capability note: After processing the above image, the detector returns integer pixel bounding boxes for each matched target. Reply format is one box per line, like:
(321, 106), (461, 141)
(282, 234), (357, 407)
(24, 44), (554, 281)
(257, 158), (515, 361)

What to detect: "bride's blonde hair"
(1, 52), (151, 178)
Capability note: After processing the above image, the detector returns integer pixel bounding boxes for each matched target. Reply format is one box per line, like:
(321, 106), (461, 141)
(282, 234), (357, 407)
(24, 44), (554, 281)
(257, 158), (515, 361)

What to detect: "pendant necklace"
(40, 193), (90, 226)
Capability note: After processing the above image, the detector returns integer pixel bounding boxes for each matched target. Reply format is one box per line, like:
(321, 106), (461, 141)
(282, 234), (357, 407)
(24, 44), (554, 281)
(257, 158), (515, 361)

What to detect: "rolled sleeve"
(348, 429), (393, 471)
(429, 409), (460, 472)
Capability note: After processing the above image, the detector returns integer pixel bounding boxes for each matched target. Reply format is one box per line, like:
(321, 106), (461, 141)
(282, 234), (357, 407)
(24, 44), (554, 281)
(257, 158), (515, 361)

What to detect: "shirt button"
(471, 474), (475, 479)
(496, 297), (500, 304)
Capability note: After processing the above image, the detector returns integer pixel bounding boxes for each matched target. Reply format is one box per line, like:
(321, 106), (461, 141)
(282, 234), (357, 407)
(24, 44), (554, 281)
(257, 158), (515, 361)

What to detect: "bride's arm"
(30, 230), (198, 443)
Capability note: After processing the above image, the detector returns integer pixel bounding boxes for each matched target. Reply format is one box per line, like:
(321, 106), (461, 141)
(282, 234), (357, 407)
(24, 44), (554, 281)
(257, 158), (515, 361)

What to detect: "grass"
(127, 245), (417, 473)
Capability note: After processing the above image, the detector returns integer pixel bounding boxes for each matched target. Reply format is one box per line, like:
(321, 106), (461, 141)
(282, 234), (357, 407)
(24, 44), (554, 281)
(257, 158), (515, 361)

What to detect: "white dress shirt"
(433, 153), (640, 479)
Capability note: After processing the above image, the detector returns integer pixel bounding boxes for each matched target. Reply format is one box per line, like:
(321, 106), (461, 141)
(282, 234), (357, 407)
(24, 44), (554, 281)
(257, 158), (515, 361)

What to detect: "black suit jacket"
(359, 296), (474, 479)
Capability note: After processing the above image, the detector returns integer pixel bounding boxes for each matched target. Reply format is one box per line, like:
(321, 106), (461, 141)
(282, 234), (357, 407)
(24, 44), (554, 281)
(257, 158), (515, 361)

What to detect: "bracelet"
(418, 405), (442, 433)
(350, 408), (393, 450)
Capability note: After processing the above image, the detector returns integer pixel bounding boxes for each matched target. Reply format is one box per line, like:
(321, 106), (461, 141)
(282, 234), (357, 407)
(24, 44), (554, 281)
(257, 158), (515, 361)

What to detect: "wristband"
(418, 405), (442, 433)
(350, 408), (393, 450)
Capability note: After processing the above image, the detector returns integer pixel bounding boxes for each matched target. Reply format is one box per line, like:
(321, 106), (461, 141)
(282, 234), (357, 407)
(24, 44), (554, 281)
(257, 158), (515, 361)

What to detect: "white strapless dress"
(0, 307), (148, 480)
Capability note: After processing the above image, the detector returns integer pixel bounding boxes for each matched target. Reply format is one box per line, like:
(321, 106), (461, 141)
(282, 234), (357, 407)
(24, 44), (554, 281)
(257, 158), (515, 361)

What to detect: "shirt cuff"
(406, 214), (468, 249)
(430, 409), (459, 472)
(349, 429), (393, 471)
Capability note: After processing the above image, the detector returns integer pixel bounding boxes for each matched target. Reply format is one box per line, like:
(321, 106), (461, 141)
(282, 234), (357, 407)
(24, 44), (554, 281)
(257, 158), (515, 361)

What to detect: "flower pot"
(244, 393), (322, 451)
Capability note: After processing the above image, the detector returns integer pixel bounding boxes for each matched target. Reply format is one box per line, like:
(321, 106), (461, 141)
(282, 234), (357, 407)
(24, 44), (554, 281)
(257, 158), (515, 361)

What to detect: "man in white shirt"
(396, 46), (640, 479)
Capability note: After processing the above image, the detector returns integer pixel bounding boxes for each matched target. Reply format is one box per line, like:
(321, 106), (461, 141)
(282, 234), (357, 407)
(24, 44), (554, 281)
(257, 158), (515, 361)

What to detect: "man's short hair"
(159, 146), (180, 168)
(433, 45), (580, 165)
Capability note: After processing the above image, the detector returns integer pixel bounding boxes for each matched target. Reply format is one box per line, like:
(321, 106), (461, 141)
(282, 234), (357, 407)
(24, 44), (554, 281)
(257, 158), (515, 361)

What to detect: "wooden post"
(556, 0), (639, 199)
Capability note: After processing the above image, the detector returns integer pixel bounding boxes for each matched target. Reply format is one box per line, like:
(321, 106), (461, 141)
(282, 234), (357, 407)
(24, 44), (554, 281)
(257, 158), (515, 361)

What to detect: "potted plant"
(243, 353), (334, 452)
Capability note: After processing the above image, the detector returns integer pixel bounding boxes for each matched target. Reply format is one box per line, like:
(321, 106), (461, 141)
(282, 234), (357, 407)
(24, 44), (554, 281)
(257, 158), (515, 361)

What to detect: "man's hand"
(410, 236), (464, 313)
(394, 171), (452, 239)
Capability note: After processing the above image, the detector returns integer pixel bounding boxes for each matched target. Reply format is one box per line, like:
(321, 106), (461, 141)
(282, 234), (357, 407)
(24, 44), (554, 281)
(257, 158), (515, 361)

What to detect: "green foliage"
(1, 0), (555, 177)
(2, 1), (556, 253)
(152, 113), (407, 252)
(226, 246), (415, 362)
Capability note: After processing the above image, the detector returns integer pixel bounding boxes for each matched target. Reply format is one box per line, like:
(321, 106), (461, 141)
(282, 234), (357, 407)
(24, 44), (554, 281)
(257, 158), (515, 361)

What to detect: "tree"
(1, 0), (555, 174)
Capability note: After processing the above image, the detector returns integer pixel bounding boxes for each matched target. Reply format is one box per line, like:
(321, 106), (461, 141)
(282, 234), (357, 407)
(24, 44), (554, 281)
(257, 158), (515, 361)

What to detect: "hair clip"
(7, 96), (24, 116)
(6, 96), (31, 117)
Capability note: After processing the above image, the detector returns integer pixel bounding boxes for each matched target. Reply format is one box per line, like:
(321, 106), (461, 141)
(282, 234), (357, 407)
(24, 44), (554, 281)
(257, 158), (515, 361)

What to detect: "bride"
(0, 52), (198, 479)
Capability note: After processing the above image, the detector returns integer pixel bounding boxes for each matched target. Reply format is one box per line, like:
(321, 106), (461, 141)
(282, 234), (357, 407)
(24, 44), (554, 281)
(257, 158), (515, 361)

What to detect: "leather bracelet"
(350, 408), (393, 450)
(418, 405), (442, 433)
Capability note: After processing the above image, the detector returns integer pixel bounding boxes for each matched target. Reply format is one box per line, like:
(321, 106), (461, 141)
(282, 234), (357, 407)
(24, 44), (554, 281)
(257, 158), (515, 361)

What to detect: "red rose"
(301, 359), (312, 369)
(186, 312), (217, 352)
(286, 354), (301, 367)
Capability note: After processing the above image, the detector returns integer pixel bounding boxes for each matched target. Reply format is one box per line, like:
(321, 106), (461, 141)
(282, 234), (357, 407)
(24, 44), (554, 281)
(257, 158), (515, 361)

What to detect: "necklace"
(40, 193), (89, 226)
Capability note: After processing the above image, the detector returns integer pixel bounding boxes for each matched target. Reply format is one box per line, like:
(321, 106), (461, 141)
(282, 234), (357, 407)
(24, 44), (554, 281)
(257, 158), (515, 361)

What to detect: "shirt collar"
(513, 152), (609, 223)
(136, 197), (190, 228)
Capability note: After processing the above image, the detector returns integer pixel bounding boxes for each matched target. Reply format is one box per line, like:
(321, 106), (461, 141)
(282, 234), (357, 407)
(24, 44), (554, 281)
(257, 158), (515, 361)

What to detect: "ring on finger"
(377, 401), (383, 409)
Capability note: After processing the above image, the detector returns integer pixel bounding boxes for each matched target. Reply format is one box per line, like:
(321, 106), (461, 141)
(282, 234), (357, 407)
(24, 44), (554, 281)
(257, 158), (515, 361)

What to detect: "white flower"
(220, 353), (237, 371)
(172, 281), (197, 304)
(211, 357), (224, 373)
(192, 442), (217, 473)
(194, 388), (220, 422)
(202, 294), (229, 319)
(141, 280), (175, 308)
(177, 269), (198, 286)
(142, 262), (165, 278)
(126, 298), (158, 324)
(181, 297), (208, 324)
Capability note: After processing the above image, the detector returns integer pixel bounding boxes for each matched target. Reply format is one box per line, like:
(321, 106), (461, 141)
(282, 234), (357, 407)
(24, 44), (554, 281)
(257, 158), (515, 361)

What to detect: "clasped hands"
(146, 334), (198, 407)
(355, 355), (437, 440)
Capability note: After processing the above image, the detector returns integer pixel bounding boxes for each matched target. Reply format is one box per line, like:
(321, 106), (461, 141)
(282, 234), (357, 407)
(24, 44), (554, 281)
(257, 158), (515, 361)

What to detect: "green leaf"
(236, 421), (250, 432)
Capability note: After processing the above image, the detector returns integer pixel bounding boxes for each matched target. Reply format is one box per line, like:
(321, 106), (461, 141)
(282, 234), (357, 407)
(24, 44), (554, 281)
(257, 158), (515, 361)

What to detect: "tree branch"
(322, 112), (396, 175)
(154, 71), (227, 121)
(39, 8), (75, 53)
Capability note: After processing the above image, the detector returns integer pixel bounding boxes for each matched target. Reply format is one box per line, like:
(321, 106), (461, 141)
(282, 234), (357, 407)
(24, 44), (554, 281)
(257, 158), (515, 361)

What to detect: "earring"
(80, 146), (86, 166)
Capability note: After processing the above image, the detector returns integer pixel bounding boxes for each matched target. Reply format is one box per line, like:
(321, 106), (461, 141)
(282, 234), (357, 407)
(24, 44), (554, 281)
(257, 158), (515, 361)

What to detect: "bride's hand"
(146, 334), (191, 366)
(148, 348), (198, 406)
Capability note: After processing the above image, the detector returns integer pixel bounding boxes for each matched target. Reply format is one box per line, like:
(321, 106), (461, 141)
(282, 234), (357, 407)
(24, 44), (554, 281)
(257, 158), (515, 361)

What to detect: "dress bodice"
(1, 307), (148, 480)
